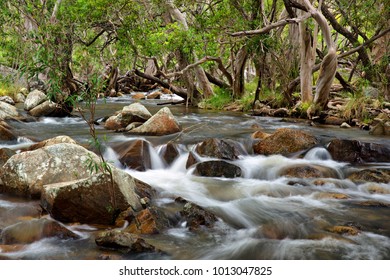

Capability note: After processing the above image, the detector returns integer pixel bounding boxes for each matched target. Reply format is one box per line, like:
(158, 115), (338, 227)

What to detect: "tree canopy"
(0, 0), (389, 117)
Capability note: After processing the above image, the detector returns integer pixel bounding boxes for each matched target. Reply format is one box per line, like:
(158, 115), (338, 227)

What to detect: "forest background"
(0, 0), (389, 124)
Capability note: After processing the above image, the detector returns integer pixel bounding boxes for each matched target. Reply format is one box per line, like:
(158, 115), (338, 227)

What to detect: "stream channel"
(1, 95), (390, 260)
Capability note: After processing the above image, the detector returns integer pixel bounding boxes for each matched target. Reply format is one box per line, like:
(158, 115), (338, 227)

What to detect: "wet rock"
(24, 89), (47, 111)
(127, 107), (181, 136)
(0, 96), (15, 105)
(315, 192), (349, 200)
(160, 142), (179, 165)
(327, 139), (390, 163)
(366, 184), (390, 194)
(0, 143), (101, 198)
(0, 101), (20, 120)
(113, 139), (152, 171)
(133, 178), (157, 201)
(347, 169), (390, 184)
(194, 160), (242, 178)
(95, 230), (159, 253)
(41, 169), (142, 225)
(179, 201), (218, 231)
(324, 116), (345, 125)
(0, 123), (16, 141)
(356, 200), (390, 208)
(279, 164), (339, 179)
(0, 148), (16, 166)
(326, 225), (360, 236)
(28, 100), (57, 117)
(340, 122), (351, 128)
(24, 135), (77, 151)
(195, 138), (240, 160)
(125, 207), (171, 234)
(251, 130), (271, 140)
(253, 128), (318, 156)
(0, 218), (79, 244)
(186, 151), (199, 169)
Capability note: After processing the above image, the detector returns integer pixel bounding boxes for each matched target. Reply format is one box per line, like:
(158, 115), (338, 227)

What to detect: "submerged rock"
(348, 169), (390, 184)
(0, 218), (79, 244)
(253, 128), (318, 156)
(327, 139), (390, 163)
(194, 160), (242, 178)
(127, 107), (181, 136)
(279, 164), (339, 179)
(326, 225), (360, 236)
(95, 230), (159, 254)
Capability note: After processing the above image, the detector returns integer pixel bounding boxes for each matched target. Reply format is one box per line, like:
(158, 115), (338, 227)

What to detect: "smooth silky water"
(1, 96), (390, 259)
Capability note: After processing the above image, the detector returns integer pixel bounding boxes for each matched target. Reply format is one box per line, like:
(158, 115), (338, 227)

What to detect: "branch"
(133, 69), (188, 99)
(166, 56), (233, 86)
(230, 14), (311, 37)
(338, 27), (390, 59)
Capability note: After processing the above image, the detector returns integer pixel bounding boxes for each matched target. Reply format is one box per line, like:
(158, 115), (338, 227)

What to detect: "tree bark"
(232, 46), (248, 99)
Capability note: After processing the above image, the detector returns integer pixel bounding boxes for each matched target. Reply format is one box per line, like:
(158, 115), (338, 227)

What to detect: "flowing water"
(1, 96), (390, 260)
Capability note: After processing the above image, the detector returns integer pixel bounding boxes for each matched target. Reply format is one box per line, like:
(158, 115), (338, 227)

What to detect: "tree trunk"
(302, 0), (337, 117)
(233, 46), (248, 99)
(299, 10), (314, 103)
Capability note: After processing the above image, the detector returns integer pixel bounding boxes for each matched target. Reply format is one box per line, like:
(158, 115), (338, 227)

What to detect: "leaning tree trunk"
(303, 0), (337, 118)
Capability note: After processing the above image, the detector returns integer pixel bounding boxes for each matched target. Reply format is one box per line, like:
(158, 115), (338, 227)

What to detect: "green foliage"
(202, 87), (232, 109)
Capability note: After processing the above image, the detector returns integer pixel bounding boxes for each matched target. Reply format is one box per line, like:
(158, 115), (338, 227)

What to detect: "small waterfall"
(304, 147), (332, 161)
(102, 146), (122, 168)
(148, 144), (166, 170)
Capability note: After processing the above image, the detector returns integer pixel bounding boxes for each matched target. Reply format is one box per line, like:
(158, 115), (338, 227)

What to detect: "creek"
(1, 96), (390, 259)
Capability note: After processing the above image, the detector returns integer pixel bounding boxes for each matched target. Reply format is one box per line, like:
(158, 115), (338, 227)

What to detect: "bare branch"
(230, 14), (311, 37)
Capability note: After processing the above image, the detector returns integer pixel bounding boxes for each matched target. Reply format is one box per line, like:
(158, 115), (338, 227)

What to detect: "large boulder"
(104, 103), (152, 131)
(0, 143), (98, 198)
(0, 218), (79, 244)
(253, 128), (318, 155)
(327, 139), (390, 163)
(24, 135), (77, 151)
(112, 139), (152, 171)
(24, 89), (47, 111)
(127, 107), (181, 136)
(195, 138), (240, 160)
(0, 101), (20, 120)
(28, 100), (57, 117)
(194, 160), (242, 178)
(40, 169), (142, 225)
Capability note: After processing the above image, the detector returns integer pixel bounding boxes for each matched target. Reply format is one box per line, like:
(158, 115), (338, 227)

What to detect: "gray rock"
(0, 101), (19, 120)
(24, 89), (47, 111)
